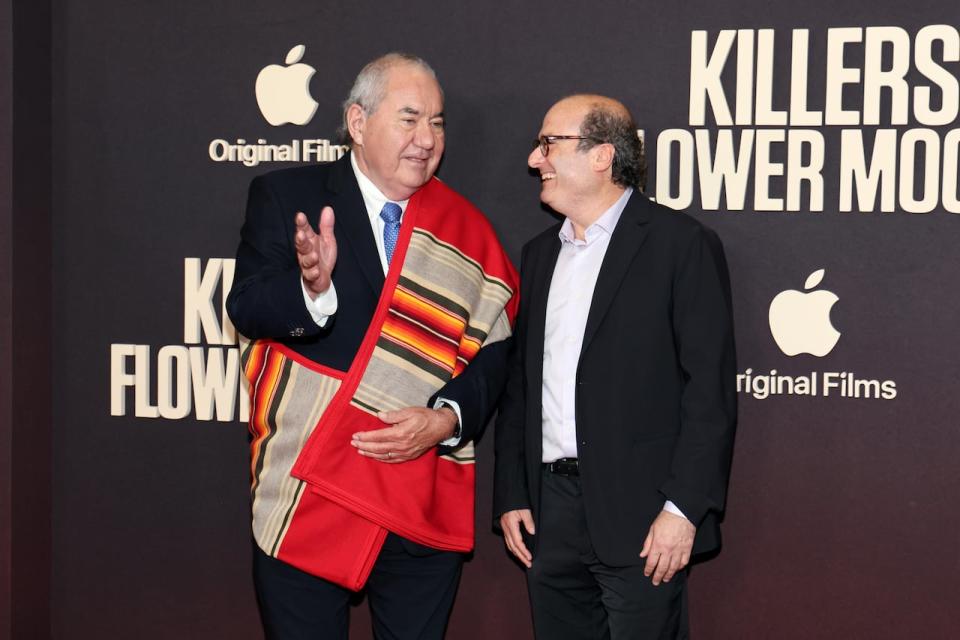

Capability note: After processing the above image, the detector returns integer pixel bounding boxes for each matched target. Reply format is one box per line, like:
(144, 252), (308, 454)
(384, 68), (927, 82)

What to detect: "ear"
(591, 142), (615, 174)
(346, 103), (366, 145)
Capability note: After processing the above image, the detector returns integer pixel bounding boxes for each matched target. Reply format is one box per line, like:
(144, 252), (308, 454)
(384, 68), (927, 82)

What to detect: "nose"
(528, 146), (545, 168)
(414, 119), (437, 150)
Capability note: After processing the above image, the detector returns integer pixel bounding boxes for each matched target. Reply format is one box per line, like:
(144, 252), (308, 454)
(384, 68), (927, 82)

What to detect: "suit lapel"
(580, 194), (651, 355)
(525, 229), (562, 440)
(326, 153), (385, 295)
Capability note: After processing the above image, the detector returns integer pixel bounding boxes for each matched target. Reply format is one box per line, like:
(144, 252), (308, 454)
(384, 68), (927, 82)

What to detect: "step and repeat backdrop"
(54, 0), (959, 638)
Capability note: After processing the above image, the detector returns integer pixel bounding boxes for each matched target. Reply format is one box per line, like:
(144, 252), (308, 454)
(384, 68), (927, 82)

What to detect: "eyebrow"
(399, 106), (445, 119)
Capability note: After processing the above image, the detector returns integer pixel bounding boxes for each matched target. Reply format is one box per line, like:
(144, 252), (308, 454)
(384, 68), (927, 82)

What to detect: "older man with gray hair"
(228, 53), (518, 640)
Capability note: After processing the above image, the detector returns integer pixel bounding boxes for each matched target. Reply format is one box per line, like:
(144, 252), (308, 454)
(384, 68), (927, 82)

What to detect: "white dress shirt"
(541, 187), (686, 520)
(299, 155), (462, 445)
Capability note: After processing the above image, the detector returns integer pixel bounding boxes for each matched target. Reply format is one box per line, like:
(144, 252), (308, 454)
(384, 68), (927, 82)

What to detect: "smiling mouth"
(540, 172), (556, 182)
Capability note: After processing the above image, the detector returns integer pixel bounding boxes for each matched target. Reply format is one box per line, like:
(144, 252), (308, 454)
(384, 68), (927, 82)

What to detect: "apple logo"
(255, 45), (319, 126)
(768, 269), (841, 357)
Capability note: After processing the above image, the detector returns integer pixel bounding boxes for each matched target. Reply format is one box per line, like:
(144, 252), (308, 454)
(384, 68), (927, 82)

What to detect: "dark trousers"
(253, 533), (462, 640)
(527, 470), (689, 640)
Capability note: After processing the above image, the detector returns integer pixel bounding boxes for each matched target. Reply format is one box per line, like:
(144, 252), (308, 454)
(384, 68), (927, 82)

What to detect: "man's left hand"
(351, 407), (458, 463)
(639, 510), (696, 586)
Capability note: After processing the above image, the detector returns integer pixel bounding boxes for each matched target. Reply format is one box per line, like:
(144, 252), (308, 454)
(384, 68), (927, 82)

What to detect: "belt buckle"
(549, 457), (579, 476)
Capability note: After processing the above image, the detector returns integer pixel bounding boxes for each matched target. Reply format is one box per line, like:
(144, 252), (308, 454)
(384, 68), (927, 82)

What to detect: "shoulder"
(628, 192), (722, 248)
(425, 177), (507, 243)
(428, 178), (487, 221)
(250, 162), (335, 193)
(244, 160), (347, 215)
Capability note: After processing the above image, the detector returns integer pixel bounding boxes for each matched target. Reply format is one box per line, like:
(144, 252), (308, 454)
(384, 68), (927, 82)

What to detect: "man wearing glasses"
(494, 94), (736, 639)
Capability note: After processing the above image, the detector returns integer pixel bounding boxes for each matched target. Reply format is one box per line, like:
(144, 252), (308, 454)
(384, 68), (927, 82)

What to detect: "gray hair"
(338, 53), (441, 144)
(577, 104), (647, 192)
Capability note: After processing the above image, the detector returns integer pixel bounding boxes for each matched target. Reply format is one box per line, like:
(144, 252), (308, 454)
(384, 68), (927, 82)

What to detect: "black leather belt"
(543, 457), (579, 476)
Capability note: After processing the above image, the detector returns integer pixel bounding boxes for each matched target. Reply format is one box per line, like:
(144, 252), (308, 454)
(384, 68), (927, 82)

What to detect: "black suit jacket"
(493, 191), (736, 565)
(226, 153), (509, 447)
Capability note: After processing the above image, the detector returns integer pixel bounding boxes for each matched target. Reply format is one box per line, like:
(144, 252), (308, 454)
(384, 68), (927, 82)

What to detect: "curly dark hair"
(576, 105), (647, 192)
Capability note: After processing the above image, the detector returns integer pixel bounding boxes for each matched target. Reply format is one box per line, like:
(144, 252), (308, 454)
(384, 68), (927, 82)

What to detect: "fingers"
(360, 450), (404, 464)
(639, 530), (653, 558)
(641, 526), (673, 584)
(294, 212), (316, 253)
(350, 429), (411, 463)
(294, 211), (335, 289)
(520, 510), (536, 536)
(377, 408), (415, 424)
(641, 538), (691, 586)
(651, 548), (687, 585)
(318, 206), (336, 241)
(641, 526), (662, 581)
(294, 211), (311, 230)
(651, 552), (672, 585)
(317, 207), (337, 270)
(643, 550), (660, 579)
(295, 212), (325, 288)
(351, 422), (425, 462)
(661, 554), (683, 584)
(351, 408), (447, 463)
(352, 425), (402, 448)
(500, 511), (533, 568)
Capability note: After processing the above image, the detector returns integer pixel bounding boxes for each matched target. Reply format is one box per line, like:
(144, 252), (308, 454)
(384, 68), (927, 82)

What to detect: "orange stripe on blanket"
(392, 287), (465, 339)
(382, 317), (459, 371)
(249, 349), (286, 488)
(242, 342), (269, 442)
(457, 334), (482, 360)
(379, 333), (456, 375)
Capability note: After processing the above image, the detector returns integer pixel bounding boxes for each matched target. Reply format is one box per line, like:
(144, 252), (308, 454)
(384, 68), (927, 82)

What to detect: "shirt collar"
(350, 152), (409, 223)
(558, 187), (634, 246)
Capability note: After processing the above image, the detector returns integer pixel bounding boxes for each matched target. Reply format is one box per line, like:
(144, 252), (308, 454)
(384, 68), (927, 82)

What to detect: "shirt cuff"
(663, 500), (689, 521)
(433, 397), (462, 446)
(301, 279), (338, 328)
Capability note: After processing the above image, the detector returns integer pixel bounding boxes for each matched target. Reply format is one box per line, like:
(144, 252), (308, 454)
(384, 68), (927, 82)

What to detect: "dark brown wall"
(3, 0), (53, 637)
(4, 2), (960, 639)
(0, 0), (13, 634)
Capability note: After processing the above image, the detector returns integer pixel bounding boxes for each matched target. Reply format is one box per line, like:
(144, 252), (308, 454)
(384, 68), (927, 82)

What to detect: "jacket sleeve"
(226, 175), (325, 340)
(658, 225), (737, 526)
(434, 338), (510, 451)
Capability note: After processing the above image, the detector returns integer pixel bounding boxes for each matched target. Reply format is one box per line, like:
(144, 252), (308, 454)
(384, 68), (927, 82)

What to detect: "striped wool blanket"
(242, 177), (518, 590)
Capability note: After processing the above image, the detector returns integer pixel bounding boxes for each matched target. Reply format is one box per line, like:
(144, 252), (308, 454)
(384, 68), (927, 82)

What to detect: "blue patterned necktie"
(380, 202), (402, 265)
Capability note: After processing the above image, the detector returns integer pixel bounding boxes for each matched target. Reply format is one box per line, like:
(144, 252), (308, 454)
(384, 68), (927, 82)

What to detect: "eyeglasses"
(533, 135), (590, 157)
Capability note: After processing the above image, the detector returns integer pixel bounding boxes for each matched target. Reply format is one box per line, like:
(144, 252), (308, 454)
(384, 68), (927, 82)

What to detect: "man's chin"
(401, 168), (435, 189)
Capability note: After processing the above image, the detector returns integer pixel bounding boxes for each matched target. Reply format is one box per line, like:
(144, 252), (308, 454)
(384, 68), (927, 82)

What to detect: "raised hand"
(294, 206), (337, 298)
